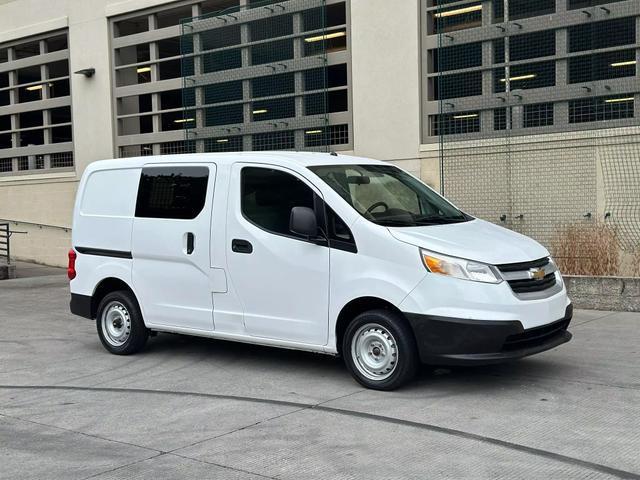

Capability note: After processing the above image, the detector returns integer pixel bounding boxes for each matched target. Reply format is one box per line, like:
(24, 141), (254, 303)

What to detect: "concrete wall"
(0, 178), (76, 266)
(565, 276), (640, 312)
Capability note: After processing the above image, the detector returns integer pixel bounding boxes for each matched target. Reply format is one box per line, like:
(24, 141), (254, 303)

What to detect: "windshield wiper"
(374, 219), (419, 227)
(416, 215), (468, 224)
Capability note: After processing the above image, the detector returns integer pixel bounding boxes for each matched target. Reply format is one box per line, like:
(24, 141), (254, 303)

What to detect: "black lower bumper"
(70, 293), (93, 319)
(405, 304), (573, 366)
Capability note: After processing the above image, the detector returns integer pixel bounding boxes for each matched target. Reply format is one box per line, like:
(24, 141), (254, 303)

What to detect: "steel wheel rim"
(351, 323), (398, 381)
(101, 301), (131, 347)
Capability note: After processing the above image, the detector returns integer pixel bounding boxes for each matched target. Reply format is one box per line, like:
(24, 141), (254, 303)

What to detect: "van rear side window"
(135, 166), (209, 219)
(81, 169), (139, 216)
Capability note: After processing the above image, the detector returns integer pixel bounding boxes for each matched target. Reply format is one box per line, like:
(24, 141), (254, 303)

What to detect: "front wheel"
(96, 290), (148, 355)
(342, 309), (418, 391)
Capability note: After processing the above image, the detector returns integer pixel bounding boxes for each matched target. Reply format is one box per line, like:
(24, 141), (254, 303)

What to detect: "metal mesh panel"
(159, 140), (197, 154)
(180, 0), (339, 152)
(0, 158), (11, 172)
(428, 0), (640, 276)
(50, 152), (73, 168)
(599, 129), (640, 250)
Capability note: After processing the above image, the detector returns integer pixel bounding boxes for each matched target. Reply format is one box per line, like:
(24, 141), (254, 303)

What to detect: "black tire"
(96, 290), (148, 355)
(342, 309), (419, 391)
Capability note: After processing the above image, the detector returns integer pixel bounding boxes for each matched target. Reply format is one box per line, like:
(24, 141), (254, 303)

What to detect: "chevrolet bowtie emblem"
(529, 268), (545, 281)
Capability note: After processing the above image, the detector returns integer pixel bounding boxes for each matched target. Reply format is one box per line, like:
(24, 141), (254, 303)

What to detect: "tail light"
(68, 249), (77, 280)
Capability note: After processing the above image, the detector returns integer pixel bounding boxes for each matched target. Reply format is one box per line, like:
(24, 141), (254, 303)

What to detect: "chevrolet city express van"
(69, 152), (572, 390)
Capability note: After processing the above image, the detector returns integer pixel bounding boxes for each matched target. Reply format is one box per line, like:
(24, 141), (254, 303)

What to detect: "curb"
(564, 276), (640, 312)
(0, 274), (68, 288)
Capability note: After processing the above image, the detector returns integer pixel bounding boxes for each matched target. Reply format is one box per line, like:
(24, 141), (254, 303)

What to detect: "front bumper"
(405, 304), (573, 365)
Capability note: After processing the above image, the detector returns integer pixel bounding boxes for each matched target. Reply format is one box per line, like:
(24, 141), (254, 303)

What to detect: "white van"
(69, 152), (572, 390)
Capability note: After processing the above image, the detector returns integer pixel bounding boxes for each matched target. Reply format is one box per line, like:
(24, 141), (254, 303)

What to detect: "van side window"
(135, 166), (209, 219)
(241, 167), (315, 237)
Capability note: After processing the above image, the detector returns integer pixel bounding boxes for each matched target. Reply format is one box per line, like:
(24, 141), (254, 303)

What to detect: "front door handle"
(186, 232), (195, 254)
(232, 239), (253, 254)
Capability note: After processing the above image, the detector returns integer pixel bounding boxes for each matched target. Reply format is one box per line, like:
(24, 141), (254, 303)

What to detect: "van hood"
(388, 219), (549, 265)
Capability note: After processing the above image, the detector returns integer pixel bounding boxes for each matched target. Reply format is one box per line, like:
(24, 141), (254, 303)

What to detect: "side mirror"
(290, 206), (318, 238)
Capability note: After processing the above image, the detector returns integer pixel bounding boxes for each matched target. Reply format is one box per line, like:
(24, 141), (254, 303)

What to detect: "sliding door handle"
(186, 232), (195, 254)
(232, 239), (253, 254)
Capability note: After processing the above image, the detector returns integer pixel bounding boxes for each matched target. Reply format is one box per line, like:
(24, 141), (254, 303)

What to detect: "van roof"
(86, 151), (387, 172)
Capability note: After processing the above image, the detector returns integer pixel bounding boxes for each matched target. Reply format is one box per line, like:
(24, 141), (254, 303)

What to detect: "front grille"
(507, 272), (557, 293)
(497, 257), (549, 272)
(502, 318), (570, 352)
(497, 257), (557, 295)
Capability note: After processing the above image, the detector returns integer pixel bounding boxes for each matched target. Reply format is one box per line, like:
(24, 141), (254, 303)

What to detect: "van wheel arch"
(91, 278), (136, 319)
(335, 297), (413, 356)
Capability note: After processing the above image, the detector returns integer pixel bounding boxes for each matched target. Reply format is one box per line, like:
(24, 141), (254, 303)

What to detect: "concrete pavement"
(1, 274), (639, 479)
(10, 260), (65, 279)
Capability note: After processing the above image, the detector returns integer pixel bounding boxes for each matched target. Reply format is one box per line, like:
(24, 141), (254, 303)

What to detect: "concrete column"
(116, 47), (141, 135)
(555, 101), (569, 125)
(556, 28), (568, 87)
(190, 4), (204, 153)
(8, 50), (18, 151)
(350, 0), (421, 160)
(240, 4), (251, 149)
(292, 10), (306, 150)
(482, 40), (493, 100)
(146, 13), (161, 141)
(482, 0), (494, 26)
(481, 109), (493, 134)
(511, 104), (523, 129)
(636, 17), (640, 77)
(41, 53), (51, 156)
(67, 0), (118, 165)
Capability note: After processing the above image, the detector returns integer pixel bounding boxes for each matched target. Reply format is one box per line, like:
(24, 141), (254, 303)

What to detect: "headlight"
(420, 249), (503, 284)
(549, 256), (564, 285)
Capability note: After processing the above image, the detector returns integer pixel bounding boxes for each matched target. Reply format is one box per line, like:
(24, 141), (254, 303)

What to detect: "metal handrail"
(0, 223), (9, 264)
(0, 219), (71, 232)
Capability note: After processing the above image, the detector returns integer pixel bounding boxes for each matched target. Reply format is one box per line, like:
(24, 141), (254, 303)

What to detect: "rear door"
(225, 163), (330, 345)
(132, 163), (216, 331)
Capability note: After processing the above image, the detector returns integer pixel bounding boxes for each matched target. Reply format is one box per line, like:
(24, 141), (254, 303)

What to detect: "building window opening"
(524, 103), (554, 128)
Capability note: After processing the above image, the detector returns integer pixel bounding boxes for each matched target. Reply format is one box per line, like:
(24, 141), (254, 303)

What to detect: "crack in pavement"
(166, 388), (365, 456)
(168, 452), (279, 480)
(571, 312), (619, 327)
(2, 412), (278, 480)
(0, 390), (368, 480)
(0, 411), (162, 454)
(79, 453), (165, 480)
(1, 384), (638, 480)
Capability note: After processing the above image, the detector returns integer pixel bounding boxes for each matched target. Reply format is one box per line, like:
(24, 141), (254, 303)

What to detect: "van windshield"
(309, 164), (470, 227)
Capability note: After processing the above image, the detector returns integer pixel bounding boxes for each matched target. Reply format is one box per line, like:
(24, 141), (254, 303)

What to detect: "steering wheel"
(365, 201), (389, 215)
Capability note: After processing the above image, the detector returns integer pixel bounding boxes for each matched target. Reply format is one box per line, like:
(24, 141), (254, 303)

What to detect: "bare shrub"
(552, 222), (620, 276)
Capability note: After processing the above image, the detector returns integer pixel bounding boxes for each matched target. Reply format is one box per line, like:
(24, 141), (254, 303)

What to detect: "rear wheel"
(96, 290), (148, 355)
(342, 309), (418, 391)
